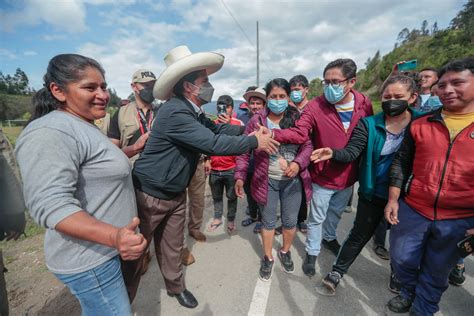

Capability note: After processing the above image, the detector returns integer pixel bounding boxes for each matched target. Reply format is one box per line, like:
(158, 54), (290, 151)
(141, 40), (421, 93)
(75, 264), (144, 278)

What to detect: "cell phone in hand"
(457, 235), (474, 258)
(397, 59), (417, 72)
(217, 104), (227, 115)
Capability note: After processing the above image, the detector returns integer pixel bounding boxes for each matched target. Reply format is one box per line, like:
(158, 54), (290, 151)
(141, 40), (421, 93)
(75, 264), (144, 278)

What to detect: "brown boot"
(140, 250), (152, 276)
(181, 247), (195, 266)
(189, 230), (207, 242)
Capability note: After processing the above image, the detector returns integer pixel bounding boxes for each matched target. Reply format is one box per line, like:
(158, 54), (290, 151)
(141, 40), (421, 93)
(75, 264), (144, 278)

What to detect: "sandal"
(253, 222), (263, 234)
(241, 217), (257, 227)
(207, 220), (223, 232)
(227, 221), (237, 235)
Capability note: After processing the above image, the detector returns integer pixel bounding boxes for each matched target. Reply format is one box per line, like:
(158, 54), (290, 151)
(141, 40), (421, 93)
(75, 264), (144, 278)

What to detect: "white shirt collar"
(185, 97), (203, 115)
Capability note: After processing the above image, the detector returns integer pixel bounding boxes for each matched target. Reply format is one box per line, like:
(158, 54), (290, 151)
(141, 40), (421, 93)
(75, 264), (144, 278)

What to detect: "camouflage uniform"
(0, 128), (26, 316)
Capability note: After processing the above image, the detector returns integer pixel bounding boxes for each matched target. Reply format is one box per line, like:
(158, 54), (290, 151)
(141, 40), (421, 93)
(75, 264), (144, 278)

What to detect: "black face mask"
(382, 99), (409, 117)
(138, 87), (155, 104)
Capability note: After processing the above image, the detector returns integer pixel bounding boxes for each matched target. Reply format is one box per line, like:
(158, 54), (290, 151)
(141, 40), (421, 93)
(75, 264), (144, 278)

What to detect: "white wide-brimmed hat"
(243, 87), (266, 103)
(153, 45), (224, 100)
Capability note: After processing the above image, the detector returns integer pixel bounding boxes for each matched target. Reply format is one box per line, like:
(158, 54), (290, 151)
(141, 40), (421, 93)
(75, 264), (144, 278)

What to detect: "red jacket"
(273, 90), (373, 190)
(391, 110), (474, 220)
(210, 117), (244, 171)
(234, 109), (313, 205)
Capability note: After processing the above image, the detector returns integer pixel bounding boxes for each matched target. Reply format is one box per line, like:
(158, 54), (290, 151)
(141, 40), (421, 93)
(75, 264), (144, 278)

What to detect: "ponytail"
(280, 105), (300, 129)
(28, 87), (62, 124)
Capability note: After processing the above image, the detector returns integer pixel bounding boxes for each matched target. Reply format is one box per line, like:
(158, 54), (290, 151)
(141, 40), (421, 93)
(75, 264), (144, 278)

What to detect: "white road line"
(247, 236), (279, 316)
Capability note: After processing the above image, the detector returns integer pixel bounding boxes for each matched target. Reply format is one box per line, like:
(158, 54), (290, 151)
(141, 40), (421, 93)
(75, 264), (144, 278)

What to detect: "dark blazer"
(133, 96), (258, 200)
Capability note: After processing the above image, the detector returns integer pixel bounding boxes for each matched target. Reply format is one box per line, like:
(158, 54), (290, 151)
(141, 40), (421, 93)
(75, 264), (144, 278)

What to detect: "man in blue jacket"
(122, 46), (278, 309)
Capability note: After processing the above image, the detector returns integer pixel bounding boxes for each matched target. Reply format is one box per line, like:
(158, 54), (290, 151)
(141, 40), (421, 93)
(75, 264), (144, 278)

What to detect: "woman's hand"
(284, 162), (300, 178)
(113, 217), (147, 261)
(235, 179), (245, 198)
(385, 200), (400, 225)
(311, 147), (333, 163)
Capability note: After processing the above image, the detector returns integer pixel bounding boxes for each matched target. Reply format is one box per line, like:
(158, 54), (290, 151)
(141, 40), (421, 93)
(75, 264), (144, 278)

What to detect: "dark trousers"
(209, 169), (237, 221)
(297, 193), (308, 223)
(244, 172), (260, 220)
(333, 195), (387, 275)
(390, 199), (474, 315)
(373, 215), (388, 247)
(122, 189), (187, 302)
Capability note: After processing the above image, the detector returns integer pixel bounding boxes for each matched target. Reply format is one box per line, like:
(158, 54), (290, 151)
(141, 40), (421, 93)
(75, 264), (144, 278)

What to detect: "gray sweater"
(15, 111), (136, 274)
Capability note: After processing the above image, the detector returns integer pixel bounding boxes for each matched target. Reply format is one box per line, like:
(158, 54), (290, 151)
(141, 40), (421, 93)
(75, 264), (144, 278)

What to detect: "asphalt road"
(131, 185), (474, 315)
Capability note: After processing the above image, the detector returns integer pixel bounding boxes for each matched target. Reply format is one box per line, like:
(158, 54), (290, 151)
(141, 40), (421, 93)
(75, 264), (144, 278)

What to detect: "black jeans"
(244, 172), (261, 221)
(209, 170), (237, 221)
(297, 192), (307, 223)
(333, 194), (388, 275)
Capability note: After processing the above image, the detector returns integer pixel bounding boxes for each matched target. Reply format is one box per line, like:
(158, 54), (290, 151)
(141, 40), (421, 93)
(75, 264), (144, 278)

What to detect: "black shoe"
(322, 271), (342, 294)
(373, 245), (390, 260)
(387, 295), (413, 313)
(448, 264), (466, 286)
(278, 249), (294, 273)
(168, 289), (198, 309)
(302, 252), (317, 277)
(322, 239), (341, 256)
(259, 256), (274, 281)
(389, 271), (402, 294)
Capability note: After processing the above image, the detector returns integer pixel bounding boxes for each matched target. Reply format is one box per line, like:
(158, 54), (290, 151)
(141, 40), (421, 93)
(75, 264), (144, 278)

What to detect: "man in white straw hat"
(122, 45), (279, 309)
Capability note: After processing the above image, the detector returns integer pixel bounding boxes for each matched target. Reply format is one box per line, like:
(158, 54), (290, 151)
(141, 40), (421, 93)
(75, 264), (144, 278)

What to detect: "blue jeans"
(390, 199), (474, 315)
(55, 256), (131, 316)
(306, 183), (353, 256)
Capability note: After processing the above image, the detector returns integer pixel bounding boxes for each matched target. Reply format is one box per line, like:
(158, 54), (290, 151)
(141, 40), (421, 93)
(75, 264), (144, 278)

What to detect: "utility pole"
(256, 21), (259, 87)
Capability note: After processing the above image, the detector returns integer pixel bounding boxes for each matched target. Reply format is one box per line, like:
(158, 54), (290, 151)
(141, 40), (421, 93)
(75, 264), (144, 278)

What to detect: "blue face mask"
(425, 96), (443, 109)
(290, 90), (303, 103)
(267, 99), (288, 115)
(323, 84), (347, 104)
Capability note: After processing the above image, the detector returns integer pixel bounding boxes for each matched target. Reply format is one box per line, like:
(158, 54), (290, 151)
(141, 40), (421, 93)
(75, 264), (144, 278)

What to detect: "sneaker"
(259, 256), (274, 281)
(373, 245), (390, 260)
(448, 264), (466, 286)
(322, 239), (341, 256)
(389, 271), (402, 294)
(275, 225), (282, 235)
(278, 250), (295, 273)
(387, 295), (413, 313)
(322, 271), (342, 294)
(344, 206), (354, 213)
(302, 252), (317, 277)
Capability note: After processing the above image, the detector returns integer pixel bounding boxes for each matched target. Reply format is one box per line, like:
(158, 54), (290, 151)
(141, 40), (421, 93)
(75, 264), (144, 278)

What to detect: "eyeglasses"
(321, 78), (351, 87)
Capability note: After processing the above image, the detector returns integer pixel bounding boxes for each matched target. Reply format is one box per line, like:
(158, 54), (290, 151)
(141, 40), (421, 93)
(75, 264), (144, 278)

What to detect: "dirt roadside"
(2, 233), (80, 315)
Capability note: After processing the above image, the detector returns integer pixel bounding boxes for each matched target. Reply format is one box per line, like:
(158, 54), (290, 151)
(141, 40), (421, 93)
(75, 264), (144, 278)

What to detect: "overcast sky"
(0, 0), (466, 100)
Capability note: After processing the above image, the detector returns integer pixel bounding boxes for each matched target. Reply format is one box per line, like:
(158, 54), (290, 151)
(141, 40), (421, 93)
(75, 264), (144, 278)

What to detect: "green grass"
(2, 126), (23, 147)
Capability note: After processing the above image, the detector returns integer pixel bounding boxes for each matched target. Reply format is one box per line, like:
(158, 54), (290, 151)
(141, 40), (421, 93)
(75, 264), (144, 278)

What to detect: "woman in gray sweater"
(15, 54), (146, 315)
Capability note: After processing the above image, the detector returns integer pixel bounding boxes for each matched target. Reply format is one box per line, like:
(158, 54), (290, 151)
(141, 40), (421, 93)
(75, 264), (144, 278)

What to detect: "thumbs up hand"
(113, 217), (147, 260)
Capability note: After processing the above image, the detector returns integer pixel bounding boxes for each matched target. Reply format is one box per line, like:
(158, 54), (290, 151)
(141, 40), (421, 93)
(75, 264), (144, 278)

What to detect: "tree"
(107, 88), (121, 107)
(397, 28), (410, 43)
(450, 0), (474, 42)
(421, 20), (429, 36)
(431, 21), (439, 34)
(307, 78), (323, 99)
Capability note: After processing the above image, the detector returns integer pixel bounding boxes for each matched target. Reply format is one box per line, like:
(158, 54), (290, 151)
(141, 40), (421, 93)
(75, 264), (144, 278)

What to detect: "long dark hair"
(265, 78), (300, 129)
(29, 54), (105, 124)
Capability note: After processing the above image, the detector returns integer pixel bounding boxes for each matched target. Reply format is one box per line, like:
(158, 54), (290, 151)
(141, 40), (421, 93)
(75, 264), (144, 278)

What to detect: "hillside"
(307, 0), (474, 110)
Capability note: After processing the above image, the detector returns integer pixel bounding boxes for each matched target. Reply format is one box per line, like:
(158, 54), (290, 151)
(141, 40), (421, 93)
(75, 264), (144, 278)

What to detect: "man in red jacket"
(207, 95), (244, 234)
(271, 59), (373, 276)
(385, 57), (474, 315)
